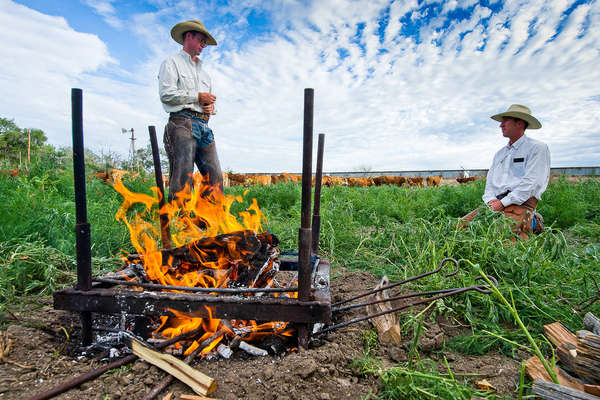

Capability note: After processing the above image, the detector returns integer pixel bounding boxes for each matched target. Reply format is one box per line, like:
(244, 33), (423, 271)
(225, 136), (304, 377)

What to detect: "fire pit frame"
(54, 88), (330, 348)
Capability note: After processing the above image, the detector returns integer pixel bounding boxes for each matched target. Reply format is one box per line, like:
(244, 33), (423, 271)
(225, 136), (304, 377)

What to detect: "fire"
(113, 173), (296, 354)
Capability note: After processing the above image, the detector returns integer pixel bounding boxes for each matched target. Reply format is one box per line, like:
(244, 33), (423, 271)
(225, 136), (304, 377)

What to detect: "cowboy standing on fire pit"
(158, 20), (223, 201)
(461, 104), (551, 239)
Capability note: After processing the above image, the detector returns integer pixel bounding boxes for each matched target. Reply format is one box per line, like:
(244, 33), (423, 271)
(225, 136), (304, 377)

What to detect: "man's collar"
(179, 49), (200, 63)
(508, 134), (527, 149)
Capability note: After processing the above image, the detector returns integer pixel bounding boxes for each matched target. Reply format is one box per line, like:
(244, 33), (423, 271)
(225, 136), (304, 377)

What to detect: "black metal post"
(298, 88), (314, 348)
(312, 133), (325, 255)
(148, 126), (172, 249)
(71, 88), (93, 345)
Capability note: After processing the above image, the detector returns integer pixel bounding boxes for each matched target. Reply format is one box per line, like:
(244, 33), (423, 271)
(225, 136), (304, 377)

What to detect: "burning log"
(158, 230), (280, 288)
(132, 339), (216, 396)
(238, 340), (268, 356)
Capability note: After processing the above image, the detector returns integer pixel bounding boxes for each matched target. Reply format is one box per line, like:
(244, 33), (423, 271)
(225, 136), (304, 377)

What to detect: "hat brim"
(491, 111), (541, 129)
(170, 21), (217, 46)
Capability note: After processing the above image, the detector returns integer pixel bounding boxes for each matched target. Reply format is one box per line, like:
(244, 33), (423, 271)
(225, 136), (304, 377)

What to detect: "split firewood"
(161, 393), (173, 400)
(575, 331), (600, 385)
(180, 394), (221, 400)
(532, 379), (600, 400)
(365, 275), (402, 345)
(525, 356), (585, 391)
(584, 384), (600, 397)
(583, 313), (600, 336)
(131, 339), (216, 396)
(544, 322), (578, 348)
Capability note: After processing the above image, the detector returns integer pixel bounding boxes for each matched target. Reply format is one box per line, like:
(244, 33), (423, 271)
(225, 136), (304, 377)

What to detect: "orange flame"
(113, 173), (295, 354)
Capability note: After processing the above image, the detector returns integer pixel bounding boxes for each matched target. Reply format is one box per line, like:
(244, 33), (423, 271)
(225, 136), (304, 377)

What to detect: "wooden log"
(526, 356), (585, 391)
(557, 342), (578, 373)
(545, 322), (578, 348)
(365, 275), (402, 345)
(180, 395), (221, 400)
(584, 313), (600, 336)
(575, 331), (600, 385)
(532, 379), (600, 400)
(584, 384), (600, 397)
(131, 339), (216, 396)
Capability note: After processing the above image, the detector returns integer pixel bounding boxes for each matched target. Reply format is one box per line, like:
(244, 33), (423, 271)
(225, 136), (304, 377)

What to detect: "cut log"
(584, 385), (600, 397)
(557, 342), (578, 373)
(365, 275), (402, 345)
(575, 331), (600, 385)
(131, 339), (216, 396)
(180, 395), (221, 400)
(532, 379), (600, 400)
(526, 356), (585, 391)
(545, 322), (578, 348)
(584, 313), (600, 336)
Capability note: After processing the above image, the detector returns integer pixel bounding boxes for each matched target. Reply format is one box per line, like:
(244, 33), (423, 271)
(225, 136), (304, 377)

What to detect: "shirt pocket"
(511, 157), (525, 177)
(178, 72), (195, 89)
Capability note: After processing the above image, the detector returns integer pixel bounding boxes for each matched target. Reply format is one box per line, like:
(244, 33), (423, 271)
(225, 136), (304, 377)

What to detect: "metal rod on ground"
(71, 88), (93, 346)
(312, 133), (325, 255)
(148, 126), (172, 249)
(297, 88), (314, 348)
(92, 277), (298, 293)
(27, 327), (205, 400)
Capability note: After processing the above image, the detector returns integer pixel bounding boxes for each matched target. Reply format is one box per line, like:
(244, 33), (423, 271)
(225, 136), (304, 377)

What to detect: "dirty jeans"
(461, 197), (539, 240)
(163, 112), (223, 202)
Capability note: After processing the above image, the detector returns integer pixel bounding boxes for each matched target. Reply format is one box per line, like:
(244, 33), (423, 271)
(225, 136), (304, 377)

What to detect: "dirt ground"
(0, 270), (522, 400)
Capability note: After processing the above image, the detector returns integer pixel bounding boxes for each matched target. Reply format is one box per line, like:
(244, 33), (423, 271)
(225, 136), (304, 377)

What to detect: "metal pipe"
(92, 278), (298, 293)
(312, 133), (325, 255)
(297, 88), (314, 349)
(27, 326), (205, 400)
(148, 126), (172, 249)
(71, 88), (93, 346)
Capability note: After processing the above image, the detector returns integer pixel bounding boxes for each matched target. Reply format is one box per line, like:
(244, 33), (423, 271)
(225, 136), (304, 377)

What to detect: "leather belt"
(178, 108), (209, 120)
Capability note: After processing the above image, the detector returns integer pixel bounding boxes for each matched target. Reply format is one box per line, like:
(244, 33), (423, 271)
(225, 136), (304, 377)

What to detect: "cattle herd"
(224, 172), (446, 187)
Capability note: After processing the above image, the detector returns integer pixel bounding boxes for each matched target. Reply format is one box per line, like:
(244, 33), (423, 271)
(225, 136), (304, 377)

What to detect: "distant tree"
(0, 117), (48, 167)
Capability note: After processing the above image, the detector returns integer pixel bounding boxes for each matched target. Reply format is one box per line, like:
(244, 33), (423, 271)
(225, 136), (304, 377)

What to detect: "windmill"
(121, 128), (137, 172)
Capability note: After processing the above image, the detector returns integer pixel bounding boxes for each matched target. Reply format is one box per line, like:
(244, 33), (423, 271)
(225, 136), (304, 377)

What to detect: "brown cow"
(347, 177), (373, 187)
(278, 173), (300, 184)
(456, 176), (477, 184)
(322, 175), (347, 187)
(426, 175), (442, 187)
(407, 176), (424, 187)
(247, 174), (272, 186)
(228, 173), (248, 186)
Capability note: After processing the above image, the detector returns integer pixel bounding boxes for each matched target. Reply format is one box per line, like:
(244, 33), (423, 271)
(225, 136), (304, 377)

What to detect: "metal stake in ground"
(312, 133), (325, 255)
(71, 88), (93, 346)
(148, 125), (172, 249)
(297, 88), (314, 348)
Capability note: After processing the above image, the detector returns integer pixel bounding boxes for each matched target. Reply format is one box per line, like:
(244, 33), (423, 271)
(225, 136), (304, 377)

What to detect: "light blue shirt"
(482, 135), (551, 207)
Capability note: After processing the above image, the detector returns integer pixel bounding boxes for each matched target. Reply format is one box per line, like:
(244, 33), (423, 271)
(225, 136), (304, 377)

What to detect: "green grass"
(1, 161), (599, 398)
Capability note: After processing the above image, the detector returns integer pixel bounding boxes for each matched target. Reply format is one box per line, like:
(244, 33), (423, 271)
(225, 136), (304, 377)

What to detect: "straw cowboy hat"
(491, 104), (541, 129)
(170, 20), (217, 46)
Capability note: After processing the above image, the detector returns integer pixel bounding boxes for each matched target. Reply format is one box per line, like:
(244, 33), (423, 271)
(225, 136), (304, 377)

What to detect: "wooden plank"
(366, 276), (401, 345)
(131, 339), (216, 396)
(545, 322), (578, 348)
(526, 356), (585, 391)
(532, 379), (600, 400)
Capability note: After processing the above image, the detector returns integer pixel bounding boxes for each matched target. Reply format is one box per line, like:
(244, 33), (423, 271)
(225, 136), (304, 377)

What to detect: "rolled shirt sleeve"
(158, 58), (198, 106)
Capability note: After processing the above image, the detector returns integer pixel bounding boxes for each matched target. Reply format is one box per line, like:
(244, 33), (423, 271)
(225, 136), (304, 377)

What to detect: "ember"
(113, 173), (297, 355)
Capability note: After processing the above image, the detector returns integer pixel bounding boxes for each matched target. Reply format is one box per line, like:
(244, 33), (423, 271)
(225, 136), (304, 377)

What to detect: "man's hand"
(198, 92), (216, 105)
(487, 199), (504, 212)
(202, 103), (214, 115)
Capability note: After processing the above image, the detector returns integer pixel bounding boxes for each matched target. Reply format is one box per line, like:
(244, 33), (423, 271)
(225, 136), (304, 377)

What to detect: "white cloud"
(2, 0), (599, 173)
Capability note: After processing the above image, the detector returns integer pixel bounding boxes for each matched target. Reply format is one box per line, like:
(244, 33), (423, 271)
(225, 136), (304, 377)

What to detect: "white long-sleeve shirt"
(482, 135), (551, 207)
(158, 50), (212, 114)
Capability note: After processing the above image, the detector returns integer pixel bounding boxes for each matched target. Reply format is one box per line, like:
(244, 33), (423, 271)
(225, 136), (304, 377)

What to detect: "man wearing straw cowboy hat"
(158, 20), (223, 201)
(462, 104), (551, 239)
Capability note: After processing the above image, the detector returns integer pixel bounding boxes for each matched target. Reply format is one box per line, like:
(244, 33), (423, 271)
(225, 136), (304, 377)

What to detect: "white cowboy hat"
(170, 20), (217, 46)
(491, 104), (541, 129)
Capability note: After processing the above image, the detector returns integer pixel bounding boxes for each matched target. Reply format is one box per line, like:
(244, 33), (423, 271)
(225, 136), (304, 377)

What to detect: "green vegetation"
(1, 118), (599, 399)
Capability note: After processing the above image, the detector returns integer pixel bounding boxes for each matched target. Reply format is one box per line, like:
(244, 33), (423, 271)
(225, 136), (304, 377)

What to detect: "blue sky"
(1, 0), (599, 172)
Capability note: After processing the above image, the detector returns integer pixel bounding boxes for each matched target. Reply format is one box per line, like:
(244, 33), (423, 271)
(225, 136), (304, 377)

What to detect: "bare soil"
(0, 270), (522, 400)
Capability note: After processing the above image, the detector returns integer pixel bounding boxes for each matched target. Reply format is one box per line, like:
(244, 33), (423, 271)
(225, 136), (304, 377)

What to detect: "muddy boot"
(533, 212), (545, 234)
